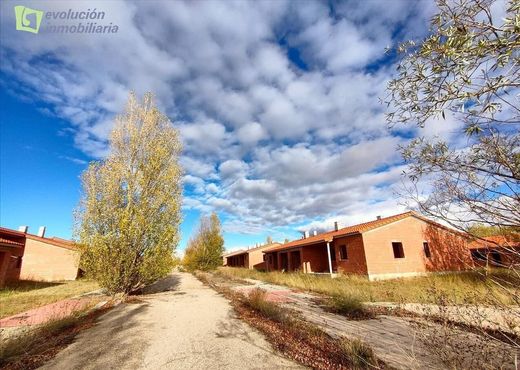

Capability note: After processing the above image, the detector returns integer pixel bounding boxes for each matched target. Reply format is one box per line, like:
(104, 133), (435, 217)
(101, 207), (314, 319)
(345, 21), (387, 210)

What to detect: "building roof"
(0, 237), (25, 247)
(0, 227), (26, 248)
(264, 211), (456, 253)
(0, 226), (77, 250)
(468, 235), (520, 249)
(224, 242), (281, 258)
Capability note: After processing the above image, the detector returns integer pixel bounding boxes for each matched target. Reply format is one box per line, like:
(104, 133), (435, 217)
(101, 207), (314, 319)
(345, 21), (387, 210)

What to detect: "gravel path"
(39, 273), (304, 370)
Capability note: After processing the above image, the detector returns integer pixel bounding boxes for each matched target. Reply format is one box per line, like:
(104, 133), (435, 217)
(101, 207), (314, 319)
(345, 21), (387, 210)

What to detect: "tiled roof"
(264, 211), (416, 253)
(224, 243), (281, 257)
(0, 226), (77, 250)
(469, 235), (520, 249)
(0, 237), (24, 247)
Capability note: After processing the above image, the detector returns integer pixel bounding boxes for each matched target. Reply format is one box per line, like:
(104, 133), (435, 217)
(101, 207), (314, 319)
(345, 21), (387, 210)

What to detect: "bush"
(245, 288), (288, 323)
(327, 294), (373, 319)
(339, 337), (379, 369)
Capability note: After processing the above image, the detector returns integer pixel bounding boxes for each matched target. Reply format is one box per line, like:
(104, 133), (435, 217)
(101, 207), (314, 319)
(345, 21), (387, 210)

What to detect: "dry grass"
(0, 302), (109, 370)
(245, 288), (289, 323)
(217, 267), (518, 305)
(338, 337), (379, 369)
(0, 279), (99, 318)
(324, 294), (375, 319)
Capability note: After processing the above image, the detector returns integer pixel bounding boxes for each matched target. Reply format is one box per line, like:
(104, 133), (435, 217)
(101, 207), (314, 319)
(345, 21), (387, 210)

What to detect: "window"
(339, 245), (348, 260)
(423, 242), (431, 258)
(471, 249), (486, 262)
(490, 250), (502, 265)
(329, 245), (336, 261)
(392, 242), (405, 258)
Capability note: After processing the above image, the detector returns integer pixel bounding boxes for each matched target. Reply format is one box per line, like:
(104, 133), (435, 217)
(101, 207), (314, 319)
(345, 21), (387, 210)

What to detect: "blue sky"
(1, 0), (461, 254)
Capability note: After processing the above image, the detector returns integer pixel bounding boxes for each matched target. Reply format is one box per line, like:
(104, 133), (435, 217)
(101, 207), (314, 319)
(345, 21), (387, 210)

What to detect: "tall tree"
(183, 212), (225, 271)
(75, 92), (182, 294)
(386, 0), (520, 238)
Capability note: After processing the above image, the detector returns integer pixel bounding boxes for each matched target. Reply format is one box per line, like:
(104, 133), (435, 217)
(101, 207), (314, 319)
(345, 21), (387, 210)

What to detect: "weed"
(339, 337), (379, 369)
(326, 294), (374, 319)
(245, 288), (289, 323)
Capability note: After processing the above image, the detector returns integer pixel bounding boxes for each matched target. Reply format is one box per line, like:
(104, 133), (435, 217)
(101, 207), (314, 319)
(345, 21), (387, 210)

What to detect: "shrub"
(339, 337), (379, 369)
(327, 294), (373, 319)
(245, 288), (288, 323)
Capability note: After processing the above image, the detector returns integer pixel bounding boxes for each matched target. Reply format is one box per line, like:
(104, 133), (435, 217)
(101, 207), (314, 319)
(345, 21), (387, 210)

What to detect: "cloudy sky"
(1, 0), (462, 251)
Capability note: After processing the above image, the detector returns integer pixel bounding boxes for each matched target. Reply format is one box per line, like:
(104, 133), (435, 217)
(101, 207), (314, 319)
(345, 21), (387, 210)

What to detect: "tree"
(183, 212), (225, 271)
(266, 235), (273, 245)
(386, 0), (520, 239)
(75, 92), (182, 294)
(386, 0), (520, 358)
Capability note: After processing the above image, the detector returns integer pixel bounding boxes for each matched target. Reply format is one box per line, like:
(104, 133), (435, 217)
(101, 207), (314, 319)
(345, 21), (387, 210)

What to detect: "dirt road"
(40, 273), (303, 369)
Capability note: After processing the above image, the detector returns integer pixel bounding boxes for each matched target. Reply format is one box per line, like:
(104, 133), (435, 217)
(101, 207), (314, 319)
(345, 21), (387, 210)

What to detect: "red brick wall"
(333, 234), (368, 274)
(362, 216), (472, 279)
(20, 238), (79, 281)
(301, 243), (329, 273)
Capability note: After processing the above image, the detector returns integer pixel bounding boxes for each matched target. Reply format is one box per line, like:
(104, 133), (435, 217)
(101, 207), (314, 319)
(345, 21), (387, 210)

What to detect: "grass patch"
(0, 302), (109, 370)
(324, 294), (375, 320)
(245, 288), (289, 323)
(339, 337), (379, 369)
(0, 279), (99, 318)
(217, 267), (518, 305)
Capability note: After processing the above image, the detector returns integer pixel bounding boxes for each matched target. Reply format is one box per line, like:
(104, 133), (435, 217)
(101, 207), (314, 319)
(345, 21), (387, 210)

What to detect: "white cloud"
(0, 0), (443, 240)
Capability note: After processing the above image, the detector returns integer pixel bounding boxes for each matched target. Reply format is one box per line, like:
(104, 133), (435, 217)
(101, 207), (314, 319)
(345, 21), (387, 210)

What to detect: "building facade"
(0, 227), (80, 286)
(263, 212), (473, 280)
(224, 243), (280, 270)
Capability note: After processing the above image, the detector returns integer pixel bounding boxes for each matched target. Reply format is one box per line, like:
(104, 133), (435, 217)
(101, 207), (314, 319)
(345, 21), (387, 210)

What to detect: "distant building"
(0, 226), (80, 286)
(469, 235), (520, 268)
(223, 243), (281, 270)
(263, 212), (473, 280)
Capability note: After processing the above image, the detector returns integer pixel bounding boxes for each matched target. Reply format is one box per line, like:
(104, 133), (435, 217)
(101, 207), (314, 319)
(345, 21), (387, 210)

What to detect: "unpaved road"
(40, 273), (303, 370)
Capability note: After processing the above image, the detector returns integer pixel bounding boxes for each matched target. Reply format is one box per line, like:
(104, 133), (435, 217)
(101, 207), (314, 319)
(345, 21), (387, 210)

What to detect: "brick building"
(0, 226), (80, 286)
(469, 235), (520, 268)
(224, 243), (280, 270)
(263, 212), (473, 280)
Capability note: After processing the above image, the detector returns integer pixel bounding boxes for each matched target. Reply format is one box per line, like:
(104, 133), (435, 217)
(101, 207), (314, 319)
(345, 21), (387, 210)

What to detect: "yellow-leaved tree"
(183, 212), (224, 271)
(75, 92), (182, 294)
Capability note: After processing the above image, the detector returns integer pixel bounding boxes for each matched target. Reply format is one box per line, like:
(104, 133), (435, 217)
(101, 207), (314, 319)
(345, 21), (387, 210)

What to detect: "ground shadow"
(140, 274), (181, 295)
(1, 280), (62, 293)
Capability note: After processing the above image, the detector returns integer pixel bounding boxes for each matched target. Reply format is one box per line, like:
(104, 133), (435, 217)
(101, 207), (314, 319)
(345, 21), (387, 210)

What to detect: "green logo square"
(14, 5), (43, 34)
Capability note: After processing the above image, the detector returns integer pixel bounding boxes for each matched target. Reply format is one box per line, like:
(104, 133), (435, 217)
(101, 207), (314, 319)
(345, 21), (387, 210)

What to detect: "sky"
(0, 0), (465, 253)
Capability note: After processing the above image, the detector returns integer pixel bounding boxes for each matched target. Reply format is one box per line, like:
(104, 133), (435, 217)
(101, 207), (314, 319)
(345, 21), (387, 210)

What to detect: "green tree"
(266, 235), (273, 244)
(183, 212), (225, 271)
(75, 92), (182, 294)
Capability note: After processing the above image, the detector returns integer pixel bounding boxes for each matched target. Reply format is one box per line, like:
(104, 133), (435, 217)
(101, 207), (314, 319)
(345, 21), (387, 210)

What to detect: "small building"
(263, 212), (473, 280)
(469, 235), (520, 268)
(0, 226), (80, 286)
(224, 243), (280, 270)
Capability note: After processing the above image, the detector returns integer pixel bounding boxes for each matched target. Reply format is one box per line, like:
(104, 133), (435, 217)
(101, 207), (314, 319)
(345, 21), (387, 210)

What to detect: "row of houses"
(223, 212), (520, 280)
(0, 226), (80, 286)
